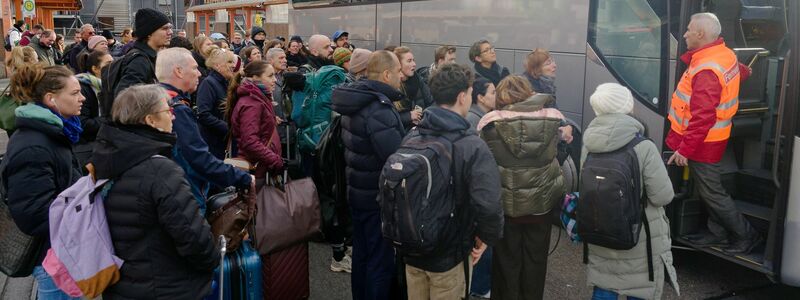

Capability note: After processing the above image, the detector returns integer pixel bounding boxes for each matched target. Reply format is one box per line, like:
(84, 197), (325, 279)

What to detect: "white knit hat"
(590, 83), (634, 116)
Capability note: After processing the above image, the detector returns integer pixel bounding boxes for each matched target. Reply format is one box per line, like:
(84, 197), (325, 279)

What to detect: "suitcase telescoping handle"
(218, 235), (226, 300)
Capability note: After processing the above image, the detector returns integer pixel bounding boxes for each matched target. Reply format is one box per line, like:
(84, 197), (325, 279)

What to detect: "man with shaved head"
(332, 50), (404, 299)
(299, 34), (335, 73)
(668, 12), (758, 254)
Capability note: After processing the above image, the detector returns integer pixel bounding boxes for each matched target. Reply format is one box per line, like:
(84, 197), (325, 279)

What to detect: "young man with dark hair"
(469, 40), (510, 86)
(401, 63), (503, 299)
(418, 45), (456, 90)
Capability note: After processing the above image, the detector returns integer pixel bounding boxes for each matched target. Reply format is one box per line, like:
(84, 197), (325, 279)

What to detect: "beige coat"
(580, 114), (680, 299)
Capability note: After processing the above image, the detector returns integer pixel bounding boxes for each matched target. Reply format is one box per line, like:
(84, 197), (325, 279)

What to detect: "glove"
(284, 72), (306, 91)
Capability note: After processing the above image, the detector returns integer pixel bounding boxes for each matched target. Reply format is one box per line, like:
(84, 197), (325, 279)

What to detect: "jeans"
(592, 287), (644, 300)
(470, 246), (492, 296)
(32, 266), (81, 300)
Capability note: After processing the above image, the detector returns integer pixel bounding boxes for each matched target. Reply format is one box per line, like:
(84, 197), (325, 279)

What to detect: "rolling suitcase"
(261, 242), (310, 299)
(207, 237), (263, 300)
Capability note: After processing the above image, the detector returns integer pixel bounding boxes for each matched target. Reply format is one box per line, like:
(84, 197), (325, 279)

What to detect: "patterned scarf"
(75, 73), (102, 96)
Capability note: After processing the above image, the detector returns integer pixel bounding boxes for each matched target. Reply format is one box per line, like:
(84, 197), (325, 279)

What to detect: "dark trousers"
(491, 220), (552, 300)
(689, 161), (755, 241)
(350, 208), (396, 300)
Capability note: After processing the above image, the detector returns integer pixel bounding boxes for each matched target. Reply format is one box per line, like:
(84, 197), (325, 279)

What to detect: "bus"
(288, 0), (800, 286)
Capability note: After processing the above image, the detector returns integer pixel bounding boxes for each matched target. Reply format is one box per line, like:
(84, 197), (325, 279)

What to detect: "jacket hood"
(418, 107), (471, 137)
(14, 104), (68, 142)
(15, 103), (63, 128)
(502, 93), (554, 111)
(91, 124), (177, 179)
(332, 79), (403, 115)
(583, 113), (645, 154)
(480, 94), (563, 159)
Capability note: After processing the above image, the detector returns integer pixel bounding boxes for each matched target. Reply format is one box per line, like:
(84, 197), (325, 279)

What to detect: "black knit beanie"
(134, 8), (171, 40)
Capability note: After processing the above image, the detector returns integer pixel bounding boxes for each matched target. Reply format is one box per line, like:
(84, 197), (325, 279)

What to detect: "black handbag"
(0, 157), (44, 277)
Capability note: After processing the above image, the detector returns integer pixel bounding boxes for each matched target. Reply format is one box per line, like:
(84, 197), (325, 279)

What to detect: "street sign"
(22, 0), (35, 19)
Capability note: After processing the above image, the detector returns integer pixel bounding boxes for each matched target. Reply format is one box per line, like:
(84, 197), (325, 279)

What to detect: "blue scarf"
(37, 103), (83, 144)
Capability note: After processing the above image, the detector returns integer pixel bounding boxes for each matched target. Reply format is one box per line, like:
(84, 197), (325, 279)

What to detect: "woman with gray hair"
(90, 84), (219, 299)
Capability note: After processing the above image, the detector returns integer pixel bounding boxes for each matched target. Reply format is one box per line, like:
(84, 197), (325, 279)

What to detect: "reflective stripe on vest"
(668, 43), (740, 143)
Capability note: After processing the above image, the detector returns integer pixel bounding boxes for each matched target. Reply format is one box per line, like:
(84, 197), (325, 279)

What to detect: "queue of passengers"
(2, 9), (756, 300)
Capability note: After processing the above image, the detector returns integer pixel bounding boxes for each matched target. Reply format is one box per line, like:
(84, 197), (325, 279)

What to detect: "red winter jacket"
(666, 38), (751, 163)
(230, 80), (283, 178)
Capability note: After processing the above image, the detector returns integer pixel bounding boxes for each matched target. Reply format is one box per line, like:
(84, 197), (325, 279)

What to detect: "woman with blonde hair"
(192, 35), (215, 81)
(477, 75), (571, 300)
(6, 46), (39, 71)
(197, 47), (238, 159)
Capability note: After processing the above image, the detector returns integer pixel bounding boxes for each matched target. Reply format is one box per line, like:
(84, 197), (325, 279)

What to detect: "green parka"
(478, 94), (565, 217)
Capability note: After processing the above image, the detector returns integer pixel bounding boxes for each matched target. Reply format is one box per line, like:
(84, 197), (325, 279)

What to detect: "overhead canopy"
(186, 0), (286, 12)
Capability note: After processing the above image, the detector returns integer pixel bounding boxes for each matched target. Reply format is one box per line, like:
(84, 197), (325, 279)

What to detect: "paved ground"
(308, 227), (800, 300)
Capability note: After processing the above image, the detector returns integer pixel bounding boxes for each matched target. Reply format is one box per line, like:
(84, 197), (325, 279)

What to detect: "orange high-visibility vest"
(668, 43), (740, 142)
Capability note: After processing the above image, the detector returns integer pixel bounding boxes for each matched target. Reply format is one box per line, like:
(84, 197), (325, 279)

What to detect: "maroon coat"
(231, 80), (283, 178)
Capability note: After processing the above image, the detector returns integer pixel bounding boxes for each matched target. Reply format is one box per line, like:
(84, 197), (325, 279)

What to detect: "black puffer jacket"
(91, 124), (219, 300)
(402, 107), (503, 272)
(331, 80), (405, 211)
(2, 105), (81, 264)
(113, 41), (158, 103)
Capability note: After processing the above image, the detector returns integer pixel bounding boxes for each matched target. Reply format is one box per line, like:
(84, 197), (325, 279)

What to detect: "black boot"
(722, 232), (763, 255)
(684, 233), (729, 248)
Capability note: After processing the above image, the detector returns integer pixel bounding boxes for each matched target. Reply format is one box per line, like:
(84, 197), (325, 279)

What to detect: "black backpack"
(99, 49), (145, 117)
(578, 135), (654, 281)
(378, 131), (461, 257)
(315, 114), (352, 240)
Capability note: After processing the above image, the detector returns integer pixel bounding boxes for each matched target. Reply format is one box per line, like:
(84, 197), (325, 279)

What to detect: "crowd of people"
(1, 9), (760, 300)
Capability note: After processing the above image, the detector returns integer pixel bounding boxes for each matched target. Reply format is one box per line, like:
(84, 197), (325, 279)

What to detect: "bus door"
(668, 0), (797, 281)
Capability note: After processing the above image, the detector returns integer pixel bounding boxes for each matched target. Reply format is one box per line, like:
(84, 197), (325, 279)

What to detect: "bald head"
(308, 34), (333, 59)
(367, 50), (402, 90)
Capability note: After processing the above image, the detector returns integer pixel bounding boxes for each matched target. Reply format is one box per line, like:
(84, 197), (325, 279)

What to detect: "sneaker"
(723, 233), (763, 255)
(471, 291), (491, 299)
(330, 255), (352, 273)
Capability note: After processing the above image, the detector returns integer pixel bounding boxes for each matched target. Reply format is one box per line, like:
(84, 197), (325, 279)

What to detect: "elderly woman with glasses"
(91, 84), (219, 299)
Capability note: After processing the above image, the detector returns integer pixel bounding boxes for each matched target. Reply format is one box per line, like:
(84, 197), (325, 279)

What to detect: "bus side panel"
(398, 0), (589, 55)
(781, 137), (800, 286)
(289, 4), (377, 48)
(376, 3), (401, 51)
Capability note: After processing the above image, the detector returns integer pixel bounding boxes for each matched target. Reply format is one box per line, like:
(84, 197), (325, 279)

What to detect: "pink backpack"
(43, 175), (123, 298)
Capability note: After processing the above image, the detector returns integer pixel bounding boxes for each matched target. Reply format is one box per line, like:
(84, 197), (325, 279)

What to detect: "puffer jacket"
(478, 94), (565, 217)
(230, 80), (283, 179)
(114, 41), (158, 103)
(2, 104), (81, 264)
(91, 124), (219, 300)
(581, 113), (679, 299)
(396, 71), (434, 130)
(331, 79), (405, 211)
(197, 70), (230, 159)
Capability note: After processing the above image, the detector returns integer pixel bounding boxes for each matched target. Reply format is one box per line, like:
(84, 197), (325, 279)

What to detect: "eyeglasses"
(154, 107), (174, 115)
(481, 46), (495, 54)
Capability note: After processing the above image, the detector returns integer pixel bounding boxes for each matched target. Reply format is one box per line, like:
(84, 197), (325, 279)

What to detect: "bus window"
(291, 0), (375, 9)
(589, 0), (668, 112)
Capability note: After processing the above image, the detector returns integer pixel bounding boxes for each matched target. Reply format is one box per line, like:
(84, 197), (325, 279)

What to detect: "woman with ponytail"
(2, 64), (84, 300)
(225, 60), (283, 179)
(74, 51), (114, 167)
